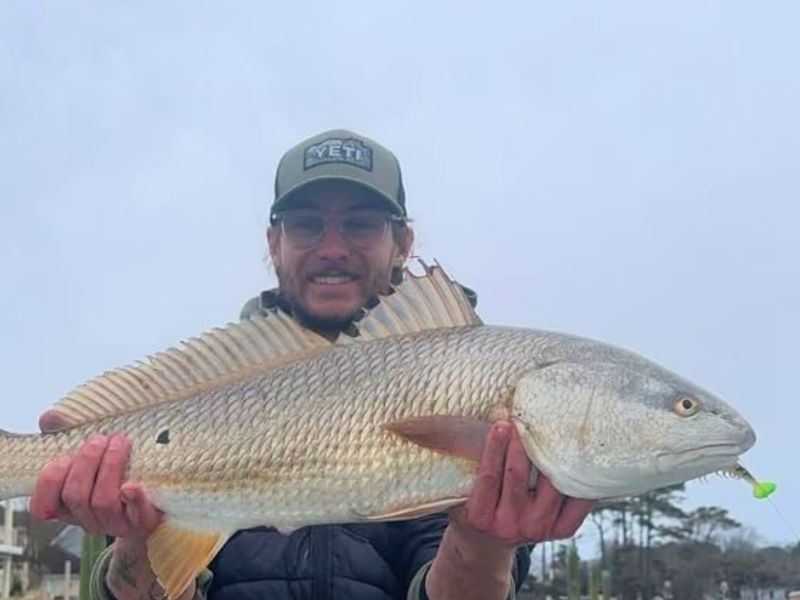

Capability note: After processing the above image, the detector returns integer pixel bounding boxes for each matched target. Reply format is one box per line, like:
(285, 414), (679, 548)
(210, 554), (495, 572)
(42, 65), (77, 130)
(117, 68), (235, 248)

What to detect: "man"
(31, 130), (593, 600)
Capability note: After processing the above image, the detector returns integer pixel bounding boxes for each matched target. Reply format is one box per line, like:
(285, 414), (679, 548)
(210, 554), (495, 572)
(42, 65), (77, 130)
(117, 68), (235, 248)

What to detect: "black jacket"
(208, 517), (529, 600)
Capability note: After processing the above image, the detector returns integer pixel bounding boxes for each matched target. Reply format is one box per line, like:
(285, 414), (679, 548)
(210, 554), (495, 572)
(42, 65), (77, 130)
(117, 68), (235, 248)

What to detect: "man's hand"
(29, 409), (160, 539)
(426, 421), (594, 600)
(29, 409), (184, 600)
(455, 421), (593, 546)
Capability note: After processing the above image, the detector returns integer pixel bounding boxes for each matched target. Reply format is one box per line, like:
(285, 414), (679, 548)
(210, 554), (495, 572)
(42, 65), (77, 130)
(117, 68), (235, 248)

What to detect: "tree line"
(524, 484), (799, 599)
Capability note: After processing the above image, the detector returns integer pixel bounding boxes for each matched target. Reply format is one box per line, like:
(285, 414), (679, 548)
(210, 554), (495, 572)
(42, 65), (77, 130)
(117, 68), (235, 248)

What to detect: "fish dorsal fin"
(340, 261), (482, 343)
(49, 309), (331, 429)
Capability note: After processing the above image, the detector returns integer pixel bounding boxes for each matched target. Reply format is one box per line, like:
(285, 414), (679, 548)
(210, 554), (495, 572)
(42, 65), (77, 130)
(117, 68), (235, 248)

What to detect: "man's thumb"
(38, 409), (72, 433)
(121, 483), (162, 533)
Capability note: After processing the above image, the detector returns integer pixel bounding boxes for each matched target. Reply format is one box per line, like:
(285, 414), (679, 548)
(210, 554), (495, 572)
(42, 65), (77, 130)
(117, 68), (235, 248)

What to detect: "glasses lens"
(277, 210), (393, 248)
(341, 212), (388, 247)
(281, 212), (325, 247)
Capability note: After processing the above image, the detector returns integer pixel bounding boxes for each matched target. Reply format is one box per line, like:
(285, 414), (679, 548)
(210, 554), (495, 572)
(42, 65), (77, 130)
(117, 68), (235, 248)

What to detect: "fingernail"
(494, 423), (511, 438)
(87, 435), (107, 448)
(120, 487), (135, 503)
(54, 455), (72, 469)
(528, 468), (540, 491)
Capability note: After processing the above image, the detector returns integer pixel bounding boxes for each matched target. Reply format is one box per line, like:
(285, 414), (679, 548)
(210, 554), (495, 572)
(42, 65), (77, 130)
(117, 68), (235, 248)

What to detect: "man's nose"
(316, 222), (350, 258)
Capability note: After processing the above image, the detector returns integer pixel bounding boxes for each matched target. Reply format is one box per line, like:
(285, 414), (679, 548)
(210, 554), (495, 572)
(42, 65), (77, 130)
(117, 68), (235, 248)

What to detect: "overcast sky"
(1, 2), (798, 554)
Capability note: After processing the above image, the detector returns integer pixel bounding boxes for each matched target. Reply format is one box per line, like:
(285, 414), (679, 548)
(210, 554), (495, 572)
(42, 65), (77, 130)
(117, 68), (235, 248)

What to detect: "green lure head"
(730, 464), (776, 500)
(752, 480), (777, 499)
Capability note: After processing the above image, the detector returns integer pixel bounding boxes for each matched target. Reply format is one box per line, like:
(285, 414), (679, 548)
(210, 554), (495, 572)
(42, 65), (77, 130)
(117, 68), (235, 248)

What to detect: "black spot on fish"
(156, 429), (170, 445)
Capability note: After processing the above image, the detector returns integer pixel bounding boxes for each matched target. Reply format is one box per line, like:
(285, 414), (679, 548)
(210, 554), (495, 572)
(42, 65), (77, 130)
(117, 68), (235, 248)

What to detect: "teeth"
(312, 275), (355, 285)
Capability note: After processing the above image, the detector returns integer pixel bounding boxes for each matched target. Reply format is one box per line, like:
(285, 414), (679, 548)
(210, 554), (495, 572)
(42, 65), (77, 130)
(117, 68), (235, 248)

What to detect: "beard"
(273, 265), (366, 338)
(288, 300), (358, 338)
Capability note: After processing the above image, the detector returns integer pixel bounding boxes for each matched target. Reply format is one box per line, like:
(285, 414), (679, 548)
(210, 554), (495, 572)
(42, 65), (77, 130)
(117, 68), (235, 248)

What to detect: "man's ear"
(267, 226), (281, 269)
(395, 226), (415, 264)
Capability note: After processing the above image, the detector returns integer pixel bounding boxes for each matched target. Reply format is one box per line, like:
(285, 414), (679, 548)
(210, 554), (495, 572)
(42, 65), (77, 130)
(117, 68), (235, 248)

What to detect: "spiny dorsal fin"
(340, 261), (482, 343)
(50, 262), (476, 428)
(49, 309), (331, 429)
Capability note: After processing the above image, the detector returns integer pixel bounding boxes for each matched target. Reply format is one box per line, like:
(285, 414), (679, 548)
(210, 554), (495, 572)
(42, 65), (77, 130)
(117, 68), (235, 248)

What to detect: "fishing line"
(732, 463), (798, 544)
(766, 498), (800, 544)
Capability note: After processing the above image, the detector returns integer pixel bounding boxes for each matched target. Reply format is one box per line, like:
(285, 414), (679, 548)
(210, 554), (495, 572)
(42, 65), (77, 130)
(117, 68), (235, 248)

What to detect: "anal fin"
(146, 522), (230, 600)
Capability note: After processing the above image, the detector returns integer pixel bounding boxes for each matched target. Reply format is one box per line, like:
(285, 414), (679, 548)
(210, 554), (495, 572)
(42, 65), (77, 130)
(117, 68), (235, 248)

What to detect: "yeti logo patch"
(304, 138), (373, 171)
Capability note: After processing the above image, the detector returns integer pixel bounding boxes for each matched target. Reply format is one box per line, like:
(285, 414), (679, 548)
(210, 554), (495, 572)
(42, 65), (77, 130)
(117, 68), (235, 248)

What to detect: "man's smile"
(308, 270), (361, 286)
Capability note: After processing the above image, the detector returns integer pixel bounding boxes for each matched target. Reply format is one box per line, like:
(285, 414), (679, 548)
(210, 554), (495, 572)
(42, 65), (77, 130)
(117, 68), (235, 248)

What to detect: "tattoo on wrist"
(109, 551), (139, 590)
(107, 550), (173, 600)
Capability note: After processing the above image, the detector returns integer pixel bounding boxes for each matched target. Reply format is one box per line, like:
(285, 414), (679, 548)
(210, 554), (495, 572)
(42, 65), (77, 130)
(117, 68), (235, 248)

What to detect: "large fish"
(0, 264), (755, 598)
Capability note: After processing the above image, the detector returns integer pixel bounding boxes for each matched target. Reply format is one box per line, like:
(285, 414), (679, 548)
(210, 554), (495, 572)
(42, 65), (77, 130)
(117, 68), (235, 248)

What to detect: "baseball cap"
(271, 129), (406, 217)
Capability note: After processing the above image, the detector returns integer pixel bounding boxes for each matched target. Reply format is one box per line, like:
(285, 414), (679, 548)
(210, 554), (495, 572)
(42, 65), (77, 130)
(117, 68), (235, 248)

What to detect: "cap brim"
(272, 175), (405, 216)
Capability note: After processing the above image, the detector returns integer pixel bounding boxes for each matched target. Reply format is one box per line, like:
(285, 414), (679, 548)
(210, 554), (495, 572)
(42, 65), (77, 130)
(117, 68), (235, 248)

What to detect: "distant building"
(0, 503), (81, 599)
(0, 501), (30, 596)
(40, 572), (79, 600)
(741, 587), (790, 600)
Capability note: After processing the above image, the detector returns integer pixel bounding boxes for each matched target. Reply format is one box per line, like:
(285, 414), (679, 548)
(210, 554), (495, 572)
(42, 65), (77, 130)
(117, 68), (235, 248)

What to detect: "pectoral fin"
(383, 416), (490, 462)
(146, 522), (230, 600)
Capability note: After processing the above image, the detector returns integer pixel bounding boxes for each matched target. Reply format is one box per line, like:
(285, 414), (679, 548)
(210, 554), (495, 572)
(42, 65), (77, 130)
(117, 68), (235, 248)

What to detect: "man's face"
(267, 181), (413, 332)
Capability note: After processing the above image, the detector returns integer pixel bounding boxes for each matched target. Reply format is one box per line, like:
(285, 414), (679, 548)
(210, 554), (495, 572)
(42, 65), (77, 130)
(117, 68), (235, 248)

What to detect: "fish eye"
(674, 396), (700, 417)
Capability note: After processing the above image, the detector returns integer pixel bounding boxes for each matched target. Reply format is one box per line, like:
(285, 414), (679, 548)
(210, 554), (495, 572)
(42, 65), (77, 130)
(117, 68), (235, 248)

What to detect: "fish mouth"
(678, 442), (744, 455)
(715, 463), (753, 482)
(656, 443), (743, 472)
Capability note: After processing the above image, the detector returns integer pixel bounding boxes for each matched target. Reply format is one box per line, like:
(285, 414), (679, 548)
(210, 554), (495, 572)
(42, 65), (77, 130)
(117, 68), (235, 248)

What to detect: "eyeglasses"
(271, 209), (406, 249)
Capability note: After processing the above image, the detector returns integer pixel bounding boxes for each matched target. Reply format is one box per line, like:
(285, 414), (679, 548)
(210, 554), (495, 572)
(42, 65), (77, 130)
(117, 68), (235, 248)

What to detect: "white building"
(0, 499), (29, 598)
(741, 588), (791, 600)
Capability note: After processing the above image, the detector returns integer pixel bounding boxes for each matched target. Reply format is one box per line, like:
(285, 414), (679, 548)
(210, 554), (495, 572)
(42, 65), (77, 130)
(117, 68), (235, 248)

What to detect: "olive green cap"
(272, 129), (406, 217)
